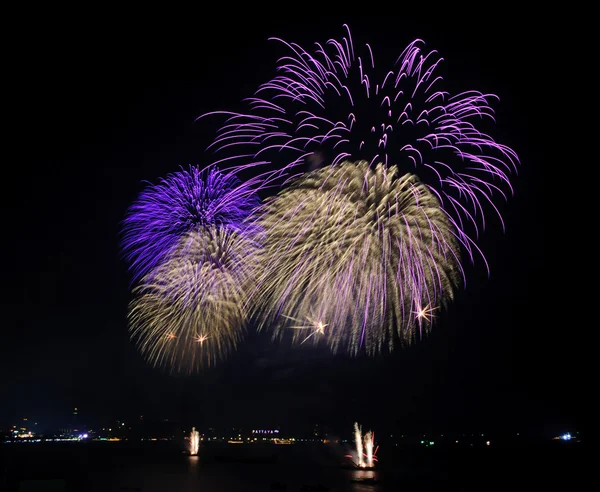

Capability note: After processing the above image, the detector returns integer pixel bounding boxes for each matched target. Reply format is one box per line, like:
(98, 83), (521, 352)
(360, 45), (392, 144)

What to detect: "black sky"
(2, 11), (566, 436)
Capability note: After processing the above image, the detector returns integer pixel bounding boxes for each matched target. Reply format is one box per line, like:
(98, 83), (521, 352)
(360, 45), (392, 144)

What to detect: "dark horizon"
(2, 12), (568, 441)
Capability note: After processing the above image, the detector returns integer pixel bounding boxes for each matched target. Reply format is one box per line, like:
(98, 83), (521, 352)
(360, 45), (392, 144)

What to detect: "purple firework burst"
(122, 166), (260, 282)
(199, 25), (519, 268)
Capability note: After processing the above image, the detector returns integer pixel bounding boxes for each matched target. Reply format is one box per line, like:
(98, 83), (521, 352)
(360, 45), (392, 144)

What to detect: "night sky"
(2, 12), (567, 437)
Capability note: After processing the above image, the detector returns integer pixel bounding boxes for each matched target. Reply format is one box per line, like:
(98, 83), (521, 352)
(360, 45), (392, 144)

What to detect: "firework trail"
(199, 25), (518, 267)
(128, 227), (259, 372)
(251, 161), (459, 354)
(122, 166), (260, 283)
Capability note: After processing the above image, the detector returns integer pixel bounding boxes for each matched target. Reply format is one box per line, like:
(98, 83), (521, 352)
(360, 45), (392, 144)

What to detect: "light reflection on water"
(348, 468), (383, 492)
(5, 440), (576, 491)
(107, 461), (384, 492)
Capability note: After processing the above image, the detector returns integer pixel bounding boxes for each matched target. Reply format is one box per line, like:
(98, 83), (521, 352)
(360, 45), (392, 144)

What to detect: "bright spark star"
(315, 321), (326, 335)
(195, 334), (210, 345)
(283, 315), (328, 344)
(413, 304), (438, 322)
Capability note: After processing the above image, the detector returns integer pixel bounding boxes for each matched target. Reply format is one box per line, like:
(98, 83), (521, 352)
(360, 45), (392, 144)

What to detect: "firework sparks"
(122, 166), (260, 282)
(251, 160), (460, 354)
(199, 25), (518, 268)
(128, 227), (259, 372)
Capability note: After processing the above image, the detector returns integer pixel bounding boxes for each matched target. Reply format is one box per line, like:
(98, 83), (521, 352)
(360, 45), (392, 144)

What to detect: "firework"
(347, 422), (378, 468)
(251, 161), (459, 354)
(122, 166), (259, 282)
(354, 422), (364, 467)
(200, 26), (518, 266)
(363, 430), (377, 468)
(188, 427), (200, 455)
(128, 226), (259, 372)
